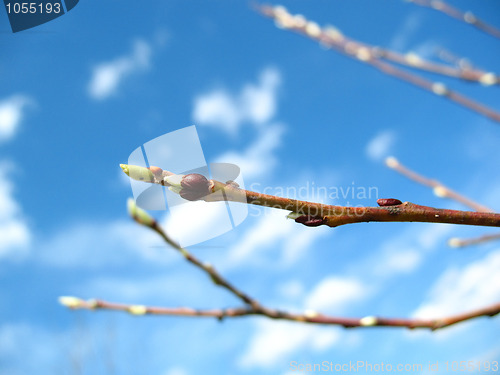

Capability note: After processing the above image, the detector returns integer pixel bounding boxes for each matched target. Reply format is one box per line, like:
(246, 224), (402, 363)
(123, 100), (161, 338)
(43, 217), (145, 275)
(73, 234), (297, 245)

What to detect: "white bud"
(129, 305), (147, 315)
(304, 310), (319, 318)
(405, 52), (421, 66)
(433, 186), (448, 198)
(164, 174), (184, 187)
(360, 316), (378, 326)
(479, 73), (497, 86)
(58, 296), (83, 308)
(324, 26), (343, 42)
(385, 156), (399, 168)
(431, 82), (448, 96)
(293, 14), (307, 28)
(356, 47), (371, 61)
(305, 22), (321, 38)
(447, 238), (462, 248)
(286, 212), (302, 220)
(464, 11), (477, 24)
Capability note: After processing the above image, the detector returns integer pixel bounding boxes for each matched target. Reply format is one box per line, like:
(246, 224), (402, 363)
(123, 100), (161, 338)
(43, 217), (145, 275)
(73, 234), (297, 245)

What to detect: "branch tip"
(127, 198), (156, 227)
(58, 296), (83, 308)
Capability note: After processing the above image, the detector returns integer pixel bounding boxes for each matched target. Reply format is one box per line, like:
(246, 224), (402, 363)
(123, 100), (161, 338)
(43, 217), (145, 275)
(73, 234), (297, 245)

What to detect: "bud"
(304, 310), (319, 318)
(479, 73), (497, 86)
(433, 186), (448, 198)
(180, 174), (211, 201)
(294, 215), (326, 227)
(447, 238), (462, 248)
(385, 156), (399, 168)
(360, 316), (378, 326)
(127, 198), (156, 227)
(431, 82), (448, 96)
(58, 296), (83, 308)
(286, 212), (303, 220)
(120, 164), (154, 182)
(128, 305), (148, 315)
(377, 198), (402, 207)
(164, 174), (185, 187)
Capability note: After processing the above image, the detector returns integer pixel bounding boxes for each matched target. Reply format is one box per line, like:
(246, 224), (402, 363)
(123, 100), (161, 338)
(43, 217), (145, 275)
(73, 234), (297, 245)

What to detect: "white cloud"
(304, 276), (369, 313)
(0, 164), (30, 260)
(215, 124), (284, 179)
(161, 200), (233, 248)
(88, 39), (152, 100)
(192, 67), (281, 133)
(38, 219), (174, 268)
(365, 130), (395, 161)
(390, 12), (422, 51)
(365, 224), (453, 280)
(413, 249), (500, 319)
(379, 248), (422, 274)
(223, 209), (329, 270)
(276, 280), (305, 300)
(238, 320), (340, 369)
(0, 95), (33, 142)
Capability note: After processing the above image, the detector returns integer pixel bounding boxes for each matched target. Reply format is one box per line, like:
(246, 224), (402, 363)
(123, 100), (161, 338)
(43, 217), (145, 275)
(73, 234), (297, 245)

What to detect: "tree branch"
(408, 0), (500, 41)
(448, 232), (500, 248)
(59, 296), (500, 330)
(254, 4), (500, 124)
(120, 164), (500, 229)
(385, 156), (493, 213)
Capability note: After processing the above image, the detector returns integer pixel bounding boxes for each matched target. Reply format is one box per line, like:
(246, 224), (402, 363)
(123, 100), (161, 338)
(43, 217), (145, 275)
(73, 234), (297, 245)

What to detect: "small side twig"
(385, 156), (493, 213)
(126, 199), (263, 310)
(448, 232), (500, 248)
(57, 199), (500, 330)
(59, 296), (500, 331)
(254, 4), (500, 123)
(386, 156), (500, 247)
(408, 0), (500, 41)
(120, 164), (500, 229)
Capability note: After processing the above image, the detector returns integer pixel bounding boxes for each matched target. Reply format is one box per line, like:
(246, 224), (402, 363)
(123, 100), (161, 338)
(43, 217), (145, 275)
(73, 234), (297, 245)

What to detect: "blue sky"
(1, 0), (500, 374)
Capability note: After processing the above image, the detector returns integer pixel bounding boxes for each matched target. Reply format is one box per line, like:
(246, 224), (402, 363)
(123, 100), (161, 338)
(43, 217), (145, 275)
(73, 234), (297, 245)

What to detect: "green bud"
(58, 296), (83, 308)
(129, 305), (148, 315)
(120, 164), (154, 182)
(127, 198), (156, 227)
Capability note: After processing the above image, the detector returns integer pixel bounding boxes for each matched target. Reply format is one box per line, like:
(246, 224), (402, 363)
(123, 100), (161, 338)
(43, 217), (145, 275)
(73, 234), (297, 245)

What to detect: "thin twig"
(59, 297), (500, 331)
(385, 156), (493, 212)
(120, 164), (500, 229)
(255, 4), (500, 123)
(126, 199), (263, 310)
(385, 156), (500, 247)
(436, 48), (474, 71)
(57, 197), (500, 330)
(408, 0), (500, 41)
(373, 47), (497, 85)
(448, 232), (500, 248)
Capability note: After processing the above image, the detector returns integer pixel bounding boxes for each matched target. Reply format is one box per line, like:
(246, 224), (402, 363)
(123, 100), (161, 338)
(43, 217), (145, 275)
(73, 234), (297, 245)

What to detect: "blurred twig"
(407, 0), (500, 40)
(448, 232), (500, 248)
(255, 4), (500, 123)
(120, 164), (500, 229)
(385, 156), (493, 212)
(386, 156), (500, 247)
(60, 296), (500, 331)
(58, 200), (500, 330)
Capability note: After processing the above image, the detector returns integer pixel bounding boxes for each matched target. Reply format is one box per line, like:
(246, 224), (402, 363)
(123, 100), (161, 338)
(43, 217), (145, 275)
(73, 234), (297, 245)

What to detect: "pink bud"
(377, 198), (402, 207)
(294, 215), (326, 227)
(179, 174), (211, 201)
